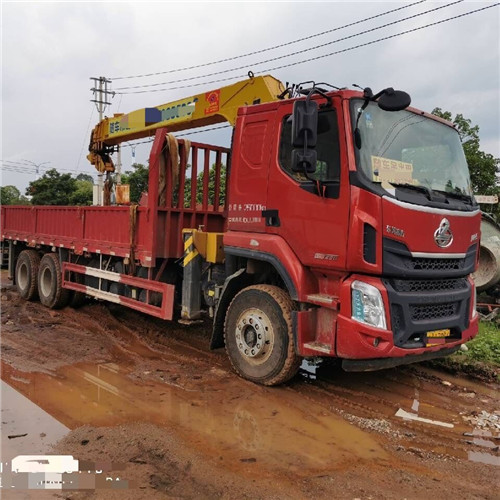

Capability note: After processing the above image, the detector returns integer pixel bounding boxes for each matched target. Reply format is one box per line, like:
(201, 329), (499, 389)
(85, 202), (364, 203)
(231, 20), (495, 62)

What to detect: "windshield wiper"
(388, 182), (433, 200)
(433, 189), (474, 204)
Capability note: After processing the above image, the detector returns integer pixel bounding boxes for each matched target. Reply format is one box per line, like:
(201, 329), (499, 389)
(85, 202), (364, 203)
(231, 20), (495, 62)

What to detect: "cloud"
(2, 1), (498, 192)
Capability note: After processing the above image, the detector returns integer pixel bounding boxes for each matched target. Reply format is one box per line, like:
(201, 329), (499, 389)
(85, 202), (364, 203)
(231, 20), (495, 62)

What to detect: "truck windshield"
(350, 100), (473, 200)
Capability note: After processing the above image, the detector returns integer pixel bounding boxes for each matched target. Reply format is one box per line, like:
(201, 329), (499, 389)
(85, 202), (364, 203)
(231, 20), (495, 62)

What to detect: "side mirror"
(291, 99), (318, 174)
(291, 100), (318, 148)
(377, 88), (411, 111)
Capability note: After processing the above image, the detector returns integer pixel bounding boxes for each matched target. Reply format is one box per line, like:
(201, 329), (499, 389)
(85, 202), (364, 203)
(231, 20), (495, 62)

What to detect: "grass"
(425, 321), (500, 382)
(461, 321), (500, 366)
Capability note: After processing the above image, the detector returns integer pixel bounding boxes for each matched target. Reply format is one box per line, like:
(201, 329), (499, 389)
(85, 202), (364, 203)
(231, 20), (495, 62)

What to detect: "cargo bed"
(1, 136), (229, 266)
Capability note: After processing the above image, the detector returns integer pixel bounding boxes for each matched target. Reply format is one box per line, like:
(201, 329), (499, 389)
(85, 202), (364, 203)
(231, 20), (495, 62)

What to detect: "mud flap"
(210, 269), (252, 350)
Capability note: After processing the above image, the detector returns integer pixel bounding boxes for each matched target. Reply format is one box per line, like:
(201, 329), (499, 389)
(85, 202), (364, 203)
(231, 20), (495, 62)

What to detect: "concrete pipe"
(473, 214), (500, 293)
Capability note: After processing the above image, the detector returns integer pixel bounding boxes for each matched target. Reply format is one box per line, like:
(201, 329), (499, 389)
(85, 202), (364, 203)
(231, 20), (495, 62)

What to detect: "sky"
(1, 0), (499, 193)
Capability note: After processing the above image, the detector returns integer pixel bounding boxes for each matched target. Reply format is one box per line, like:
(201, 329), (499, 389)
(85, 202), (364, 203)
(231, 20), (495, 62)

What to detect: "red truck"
(1, 75), (480, 385)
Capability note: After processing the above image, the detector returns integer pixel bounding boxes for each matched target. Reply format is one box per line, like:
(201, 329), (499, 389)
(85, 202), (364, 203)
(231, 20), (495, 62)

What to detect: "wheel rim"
(40, 266), (52, 298)
(235, 308), (274, 365)
(18, 262), (29, 290)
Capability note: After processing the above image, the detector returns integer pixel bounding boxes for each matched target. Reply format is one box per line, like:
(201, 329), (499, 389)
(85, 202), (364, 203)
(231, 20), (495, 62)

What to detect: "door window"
(279, 109), (341, 186)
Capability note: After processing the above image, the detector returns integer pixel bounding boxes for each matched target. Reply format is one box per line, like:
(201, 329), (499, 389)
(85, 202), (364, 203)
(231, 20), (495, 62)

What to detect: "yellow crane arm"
(88, 74), (285, 172)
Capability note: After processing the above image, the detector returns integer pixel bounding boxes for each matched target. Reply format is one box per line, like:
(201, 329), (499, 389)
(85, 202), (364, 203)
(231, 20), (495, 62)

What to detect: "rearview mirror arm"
(306, 88), (332, 109)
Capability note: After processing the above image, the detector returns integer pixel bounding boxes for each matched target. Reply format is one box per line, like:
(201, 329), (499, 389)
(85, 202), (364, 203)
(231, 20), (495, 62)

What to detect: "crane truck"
(1, 74), (480, 385)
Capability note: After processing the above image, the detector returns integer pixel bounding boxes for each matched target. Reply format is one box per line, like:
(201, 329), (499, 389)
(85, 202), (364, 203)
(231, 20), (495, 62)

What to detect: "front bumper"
(342, 345), (461, 371)
(335, 274), (478, 360)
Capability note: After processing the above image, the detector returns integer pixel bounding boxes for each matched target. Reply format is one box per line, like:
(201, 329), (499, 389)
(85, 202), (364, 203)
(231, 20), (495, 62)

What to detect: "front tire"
(15, 250), (41, 301)
(38, 253), (70, 309)
(224, 284), (300, 386)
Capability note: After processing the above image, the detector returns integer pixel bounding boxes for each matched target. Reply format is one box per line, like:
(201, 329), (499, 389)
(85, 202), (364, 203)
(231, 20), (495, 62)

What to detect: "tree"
(184, 163), (226, 207)
(27, 169), (77, 205)
(121, 163), (149, 203)
(0, 185), (30, 205)
(120, 162), (226, 207)
(431, 108), (499, 196)
(76, 173), (94, 183)
(69, 179), (93, 205)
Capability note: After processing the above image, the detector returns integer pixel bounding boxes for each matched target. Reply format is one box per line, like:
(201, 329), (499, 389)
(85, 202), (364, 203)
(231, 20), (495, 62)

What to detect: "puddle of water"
(1, 380), (69, 464)
(1, 360), (388, 475)
(419, 367), (499, 400)
(468, 450), (500, 466)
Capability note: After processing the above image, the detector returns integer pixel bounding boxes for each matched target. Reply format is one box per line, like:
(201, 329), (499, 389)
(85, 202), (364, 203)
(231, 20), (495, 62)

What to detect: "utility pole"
(25, 160), (50, 180)
(116, 147), (122, 186)
(90, 76), (114, 205)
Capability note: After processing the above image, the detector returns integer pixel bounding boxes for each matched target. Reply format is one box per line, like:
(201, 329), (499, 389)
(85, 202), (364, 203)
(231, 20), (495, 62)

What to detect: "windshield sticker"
(364, 112), (373, 129)
(371, 156), (417, 187)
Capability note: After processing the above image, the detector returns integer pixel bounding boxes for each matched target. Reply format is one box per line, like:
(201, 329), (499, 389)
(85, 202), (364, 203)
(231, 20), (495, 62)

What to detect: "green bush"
(461, 321), (500, 366)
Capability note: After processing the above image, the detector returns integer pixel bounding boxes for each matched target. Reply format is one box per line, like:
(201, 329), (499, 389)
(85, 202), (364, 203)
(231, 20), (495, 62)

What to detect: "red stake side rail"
(1, 204), (147, 260)
(1, 134), (230, 267)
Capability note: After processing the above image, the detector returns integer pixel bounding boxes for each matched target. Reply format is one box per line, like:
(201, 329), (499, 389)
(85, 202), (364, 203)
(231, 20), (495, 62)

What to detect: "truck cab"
(218, 86), (479, 380)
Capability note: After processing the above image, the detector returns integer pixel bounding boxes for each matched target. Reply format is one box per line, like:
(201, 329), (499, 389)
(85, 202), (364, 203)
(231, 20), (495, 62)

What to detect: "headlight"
(351, 280), (387, 329)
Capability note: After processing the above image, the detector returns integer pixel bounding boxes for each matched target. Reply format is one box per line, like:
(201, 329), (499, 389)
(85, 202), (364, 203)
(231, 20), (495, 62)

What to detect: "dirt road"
(1, 270), (499, 499)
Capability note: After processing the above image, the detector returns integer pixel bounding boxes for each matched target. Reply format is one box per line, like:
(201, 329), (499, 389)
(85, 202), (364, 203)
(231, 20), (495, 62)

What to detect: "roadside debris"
(8, 433), (28, 439)
(395, 409), (454, 428)
(462, 410), (500, 431)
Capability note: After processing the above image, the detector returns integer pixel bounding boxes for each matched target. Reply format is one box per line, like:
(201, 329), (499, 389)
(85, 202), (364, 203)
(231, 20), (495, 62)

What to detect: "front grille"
(410, 302), (458, 321)
(405, 257), (464, 272)
(391, 277), (468, 293)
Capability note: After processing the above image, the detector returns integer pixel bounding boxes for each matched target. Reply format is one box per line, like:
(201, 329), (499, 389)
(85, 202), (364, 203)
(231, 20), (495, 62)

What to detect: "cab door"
(266, 97), (350, 271)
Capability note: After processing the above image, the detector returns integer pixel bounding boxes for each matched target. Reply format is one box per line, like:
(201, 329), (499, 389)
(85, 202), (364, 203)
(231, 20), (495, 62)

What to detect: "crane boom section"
(88, 75), (284, 172)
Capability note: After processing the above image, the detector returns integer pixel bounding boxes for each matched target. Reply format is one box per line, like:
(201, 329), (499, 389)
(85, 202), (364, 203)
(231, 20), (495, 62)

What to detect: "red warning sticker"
(205, 89), (220, 115)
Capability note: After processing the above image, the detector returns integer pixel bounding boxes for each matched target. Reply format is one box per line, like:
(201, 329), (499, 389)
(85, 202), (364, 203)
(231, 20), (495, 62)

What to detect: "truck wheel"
(38, 253), (70, 309)
(224, 284), (300, 386)
(15, 250), (41, 301)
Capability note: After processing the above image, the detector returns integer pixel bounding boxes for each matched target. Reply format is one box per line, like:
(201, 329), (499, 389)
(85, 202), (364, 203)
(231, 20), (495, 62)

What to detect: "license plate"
(427, 329), (451, 338)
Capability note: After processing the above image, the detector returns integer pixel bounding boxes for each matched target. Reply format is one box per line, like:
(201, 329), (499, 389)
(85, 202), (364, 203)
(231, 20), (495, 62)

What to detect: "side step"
(62, 262), (175, 320)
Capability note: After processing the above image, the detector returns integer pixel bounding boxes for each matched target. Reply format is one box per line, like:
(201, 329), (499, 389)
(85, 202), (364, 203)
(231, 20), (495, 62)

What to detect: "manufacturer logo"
(314, 253), (339, 261)
(386, 225), (405, 237)
(434, 218), (453, 248)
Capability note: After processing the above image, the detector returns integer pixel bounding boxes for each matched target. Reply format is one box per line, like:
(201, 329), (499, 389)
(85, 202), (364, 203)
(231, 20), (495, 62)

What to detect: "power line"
(115, 0), (460, 91)
(1, 167), (35, 176)
(2, 159), (37, 166)
(2, 160), (34, 167)
(115, 3), (499, 95)
(120, 124), (232, 150)
(179, 124), (232, 137)
(1, 161), (84, 175)
(111, 1), (426, 81)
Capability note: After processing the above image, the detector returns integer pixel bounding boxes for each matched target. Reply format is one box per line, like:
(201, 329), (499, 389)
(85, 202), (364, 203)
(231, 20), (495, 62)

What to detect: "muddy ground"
(1, 269), (499, 499)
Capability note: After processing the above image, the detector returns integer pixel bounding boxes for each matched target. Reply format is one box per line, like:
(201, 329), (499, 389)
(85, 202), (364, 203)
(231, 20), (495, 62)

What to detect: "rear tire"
(15, 250), (41, 301)
(38, 253), (70, 309)
(224, 284), (300, 386)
